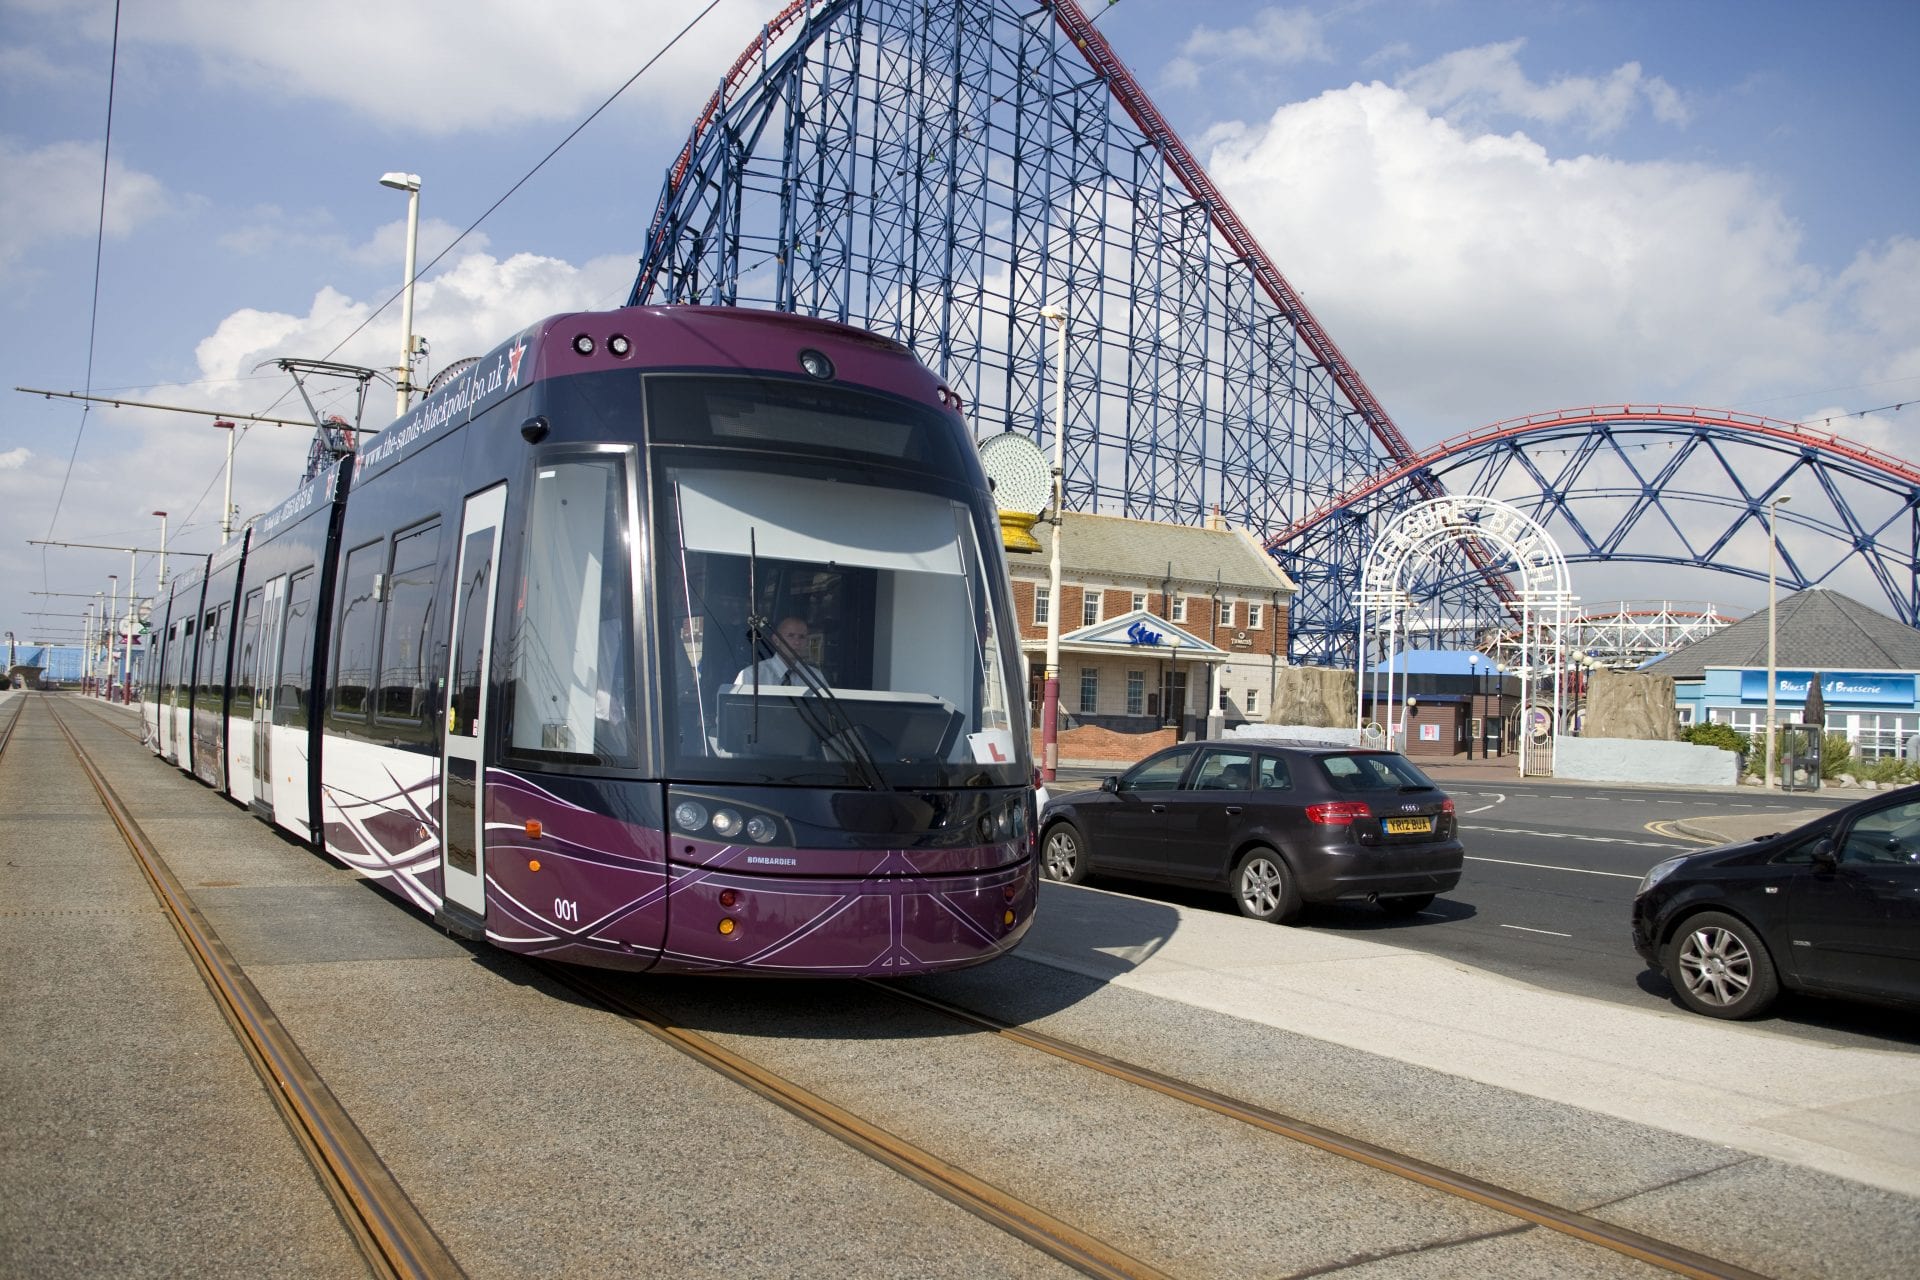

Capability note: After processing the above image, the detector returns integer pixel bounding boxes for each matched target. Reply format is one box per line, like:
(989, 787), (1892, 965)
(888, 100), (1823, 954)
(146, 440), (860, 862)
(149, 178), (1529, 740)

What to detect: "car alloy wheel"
(1669, 911), (1779, 1019)
(1231, 847), (1300, 924)
(1041, 821), (1088, 885)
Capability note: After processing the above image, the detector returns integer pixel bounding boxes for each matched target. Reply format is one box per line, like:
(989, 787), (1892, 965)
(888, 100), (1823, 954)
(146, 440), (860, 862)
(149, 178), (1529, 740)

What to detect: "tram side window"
(275, 570), (316, 728)
(374, 522), (442, 735)
(197, 607), (226, 713)
(330, 542), (382, 725)
(506, 455), (637, 766)
(161, 622), (181, 702)
(233, 589), (263, 721)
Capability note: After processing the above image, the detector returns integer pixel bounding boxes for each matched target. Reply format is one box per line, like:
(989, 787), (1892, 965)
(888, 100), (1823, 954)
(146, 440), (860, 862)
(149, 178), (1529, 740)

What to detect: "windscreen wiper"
(762, 625), (889, 792)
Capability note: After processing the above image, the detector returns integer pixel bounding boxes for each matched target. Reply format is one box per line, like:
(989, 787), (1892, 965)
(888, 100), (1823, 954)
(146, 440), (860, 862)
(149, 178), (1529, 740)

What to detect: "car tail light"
(1306, 801), (1373, 825)
(1440, 798), (1456, 814)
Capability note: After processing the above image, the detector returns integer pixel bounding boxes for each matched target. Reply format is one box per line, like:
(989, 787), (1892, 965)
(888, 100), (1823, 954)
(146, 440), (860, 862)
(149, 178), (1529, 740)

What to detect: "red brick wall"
(1032, 722), (1175, 765)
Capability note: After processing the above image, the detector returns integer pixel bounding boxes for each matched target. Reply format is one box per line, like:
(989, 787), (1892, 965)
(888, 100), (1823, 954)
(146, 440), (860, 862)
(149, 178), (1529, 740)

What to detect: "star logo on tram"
(506, 340), (527, 387)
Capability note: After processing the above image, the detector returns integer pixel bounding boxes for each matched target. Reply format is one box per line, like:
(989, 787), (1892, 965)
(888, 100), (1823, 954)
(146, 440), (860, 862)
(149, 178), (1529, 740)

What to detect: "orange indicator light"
(718, 918), (737, 936)
(528, 859), (541, 873)
(1003, 910), (1016, 926)
(525, 820), (543, 839)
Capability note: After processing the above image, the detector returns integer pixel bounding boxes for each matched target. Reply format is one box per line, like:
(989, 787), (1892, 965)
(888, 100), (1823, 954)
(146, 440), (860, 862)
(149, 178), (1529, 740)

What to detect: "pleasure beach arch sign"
(1357, 496), (1572, 776)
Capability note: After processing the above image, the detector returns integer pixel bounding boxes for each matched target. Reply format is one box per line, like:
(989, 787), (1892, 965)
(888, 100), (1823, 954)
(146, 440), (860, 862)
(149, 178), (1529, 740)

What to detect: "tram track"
(39, 696), (465, 1280)
(543, 956), (1767, 1280)
(23, 695), (1786, 1278)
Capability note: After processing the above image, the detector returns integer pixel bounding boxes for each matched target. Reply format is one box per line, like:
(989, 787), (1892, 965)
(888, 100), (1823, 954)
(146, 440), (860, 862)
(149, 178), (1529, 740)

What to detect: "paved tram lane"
(10, 695), (1920, 1279)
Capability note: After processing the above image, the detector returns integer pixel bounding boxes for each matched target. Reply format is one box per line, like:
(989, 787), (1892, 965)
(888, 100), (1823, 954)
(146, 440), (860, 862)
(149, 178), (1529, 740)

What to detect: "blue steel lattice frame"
(629, 0), (1483, 654)
(627, 2), (1915, 667)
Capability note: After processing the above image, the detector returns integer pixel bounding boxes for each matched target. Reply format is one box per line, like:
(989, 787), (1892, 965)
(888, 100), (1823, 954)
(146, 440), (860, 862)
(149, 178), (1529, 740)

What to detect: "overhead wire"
(43, 0), (122, 548)
(125, 0), (730, 558)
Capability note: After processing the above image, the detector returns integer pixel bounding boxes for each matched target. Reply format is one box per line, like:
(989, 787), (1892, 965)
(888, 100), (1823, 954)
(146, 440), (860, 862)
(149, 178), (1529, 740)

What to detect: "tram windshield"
(652, 391), (1020, 789)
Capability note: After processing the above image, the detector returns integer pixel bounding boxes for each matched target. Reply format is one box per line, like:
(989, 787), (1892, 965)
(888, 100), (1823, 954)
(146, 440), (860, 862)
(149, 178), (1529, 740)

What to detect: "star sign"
(506, 340), (526, 387)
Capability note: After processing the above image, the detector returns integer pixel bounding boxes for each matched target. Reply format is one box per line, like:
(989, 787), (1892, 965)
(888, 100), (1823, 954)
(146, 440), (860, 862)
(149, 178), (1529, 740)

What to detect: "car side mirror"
(1811, 837), (1838, 872)
(1100, 775), (1119, 793)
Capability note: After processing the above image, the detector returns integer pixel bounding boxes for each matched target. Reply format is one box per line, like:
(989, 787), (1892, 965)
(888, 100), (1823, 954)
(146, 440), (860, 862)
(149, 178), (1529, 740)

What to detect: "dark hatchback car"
(1633, 784), (1920, 1019)
(1040, 741), (1463, 923)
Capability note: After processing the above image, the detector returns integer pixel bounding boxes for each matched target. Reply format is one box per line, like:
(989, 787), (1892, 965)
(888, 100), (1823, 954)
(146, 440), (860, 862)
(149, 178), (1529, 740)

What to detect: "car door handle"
(1150, 804), (1167, 813)
(1224, 806), (1242, 815)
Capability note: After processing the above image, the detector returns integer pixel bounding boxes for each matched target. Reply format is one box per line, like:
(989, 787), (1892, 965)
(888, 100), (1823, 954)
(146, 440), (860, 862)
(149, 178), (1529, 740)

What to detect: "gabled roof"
(1643, 588), (1920, 679)
(1056, 608), (1225, 655)
(1021, 512), (1295, 595)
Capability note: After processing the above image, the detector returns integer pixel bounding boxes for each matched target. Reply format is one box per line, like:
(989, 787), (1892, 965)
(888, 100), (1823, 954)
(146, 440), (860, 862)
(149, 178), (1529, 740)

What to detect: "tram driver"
(733, 616), (824, 688)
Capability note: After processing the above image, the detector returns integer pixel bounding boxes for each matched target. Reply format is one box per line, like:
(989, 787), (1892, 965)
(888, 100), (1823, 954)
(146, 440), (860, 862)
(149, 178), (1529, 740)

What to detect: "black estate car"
(1632, 783), (1920, 1019)
(1040, 741), (1463, 923)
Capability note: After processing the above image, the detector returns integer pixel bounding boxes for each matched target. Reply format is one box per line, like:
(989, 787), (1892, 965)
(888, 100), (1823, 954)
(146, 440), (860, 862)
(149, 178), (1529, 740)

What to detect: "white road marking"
(1500, 924), (1573, 937)
(1462, 824), (1688, 850)
(1465, 854), (1644, 879)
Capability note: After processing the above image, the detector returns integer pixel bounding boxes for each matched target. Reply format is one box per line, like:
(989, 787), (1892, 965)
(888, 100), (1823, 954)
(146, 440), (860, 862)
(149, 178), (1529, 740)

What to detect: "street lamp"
(1467, 654), (1482, 759)
(213, 420), (237, 544)
(1037, 302), (1068, 781)
(1764, 494), (1792, 790)
(153, 510), (169, 593)
(1404, 694), (1420, 750)
(106, 574), (118, 700)
(380, 171), (423, 418)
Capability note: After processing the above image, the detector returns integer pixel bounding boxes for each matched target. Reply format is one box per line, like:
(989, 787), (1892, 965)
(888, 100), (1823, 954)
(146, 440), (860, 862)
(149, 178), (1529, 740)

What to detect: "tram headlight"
(673, 800), (709, 832)
(798, 348), (835, 380)
(607, 333), (631, 357)
(995, 807), (1012, 840)
(745, 815), (778, 844)
(572, 333), (595, 356)
(710, 809), (744, 839)
(978, 814), (994, 841)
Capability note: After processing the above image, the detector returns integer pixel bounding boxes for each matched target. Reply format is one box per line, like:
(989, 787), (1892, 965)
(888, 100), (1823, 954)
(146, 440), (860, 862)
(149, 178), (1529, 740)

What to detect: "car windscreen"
(1315, 752), (1435, 791)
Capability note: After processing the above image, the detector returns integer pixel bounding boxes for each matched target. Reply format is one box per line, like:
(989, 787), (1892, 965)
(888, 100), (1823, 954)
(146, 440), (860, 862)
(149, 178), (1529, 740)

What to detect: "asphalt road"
(1049, 769), (1916, 1051)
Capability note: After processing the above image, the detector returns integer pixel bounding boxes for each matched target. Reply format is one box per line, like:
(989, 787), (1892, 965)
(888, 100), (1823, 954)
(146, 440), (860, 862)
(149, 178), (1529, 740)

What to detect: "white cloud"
(0, 447), (29, 469)
(1202, 79), (1914, 439)
(1397, 39), (1689, 138)
(0, 138), (170, 271)
(1164, 6), (1331, 90)
(125, 0), (785, 135)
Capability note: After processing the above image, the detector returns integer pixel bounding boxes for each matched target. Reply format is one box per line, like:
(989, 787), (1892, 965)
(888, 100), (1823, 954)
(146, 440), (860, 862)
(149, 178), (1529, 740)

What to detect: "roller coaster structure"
(631, 0), (1919, 665)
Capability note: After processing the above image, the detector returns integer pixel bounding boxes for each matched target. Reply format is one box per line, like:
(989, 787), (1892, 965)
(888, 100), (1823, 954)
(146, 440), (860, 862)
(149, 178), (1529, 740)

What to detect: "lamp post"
(105, 574), (118, 700)
(213, 419), (237, 544)
(1467, 653), (1482, 759)
(380, 171), (423, 418)
(1404, 694), (1420, 751)
(1764, 494), (1791, 790)
(1037, 303), (1068, 781)
(153, 510), (169, 594)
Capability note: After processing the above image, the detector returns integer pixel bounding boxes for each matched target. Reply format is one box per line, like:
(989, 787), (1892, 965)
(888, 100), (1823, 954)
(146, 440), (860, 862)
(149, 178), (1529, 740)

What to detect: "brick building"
(1009, 511), (1296, 764)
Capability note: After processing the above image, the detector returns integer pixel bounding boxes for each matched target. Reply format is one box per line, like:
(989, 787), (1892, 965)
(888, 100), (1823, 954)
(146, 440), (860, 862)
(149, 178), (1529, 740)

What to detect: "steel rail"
(869, 981), (1769, 1280)
(545, 964), (1173, 1280)
(41, 699), (464, 1280)
(0, 693), (24, 761)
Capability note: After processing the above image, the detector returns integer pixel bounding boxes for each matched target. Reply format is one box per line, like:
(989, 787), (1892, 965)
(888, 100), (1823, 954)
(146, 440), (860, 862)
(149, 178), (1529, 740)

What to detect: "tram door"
(441, 485), (505, 917)
(252, 575), (286, 808)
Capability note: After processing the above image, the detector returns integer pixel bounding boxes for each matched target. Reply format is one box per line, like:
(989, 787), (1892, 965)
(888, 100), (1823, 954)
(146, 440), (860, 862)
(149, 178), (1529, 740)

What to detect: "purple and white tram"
(143, 306), (1037, 974)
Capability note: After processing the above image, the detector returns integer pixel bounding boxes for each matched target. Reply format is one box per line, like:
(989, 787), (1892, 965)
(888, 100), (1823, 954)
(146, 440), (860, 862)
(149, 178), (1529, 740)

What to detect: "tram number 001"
(553, 898), (580, 923)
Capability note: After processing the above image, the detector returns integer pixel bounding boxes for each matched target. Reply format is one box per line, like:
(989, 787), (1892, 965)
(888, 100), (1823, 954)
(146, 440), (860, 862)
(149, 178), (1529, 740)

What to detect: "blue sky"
(2, 0), (1916, 648)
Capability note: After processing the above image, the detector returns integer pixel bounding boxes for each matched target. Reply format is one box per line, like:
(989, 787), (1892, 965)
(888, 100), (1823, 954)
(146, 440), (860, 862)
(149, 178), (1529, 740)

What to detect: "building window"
(1217, 684), (1230, 711)
(1245, 689), (1260, 716)
(1171, 595), (1187, 623)
(1079, 667), (1098, 714)
(1082, 592), (1100, 627)
(1034, 585), (1050, 626)
(1126, 670), (1144, 715)
(1218, 598), (1234, 626)
(1131, 591), (1147, 612)
(1247, 601), (1263, 630)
